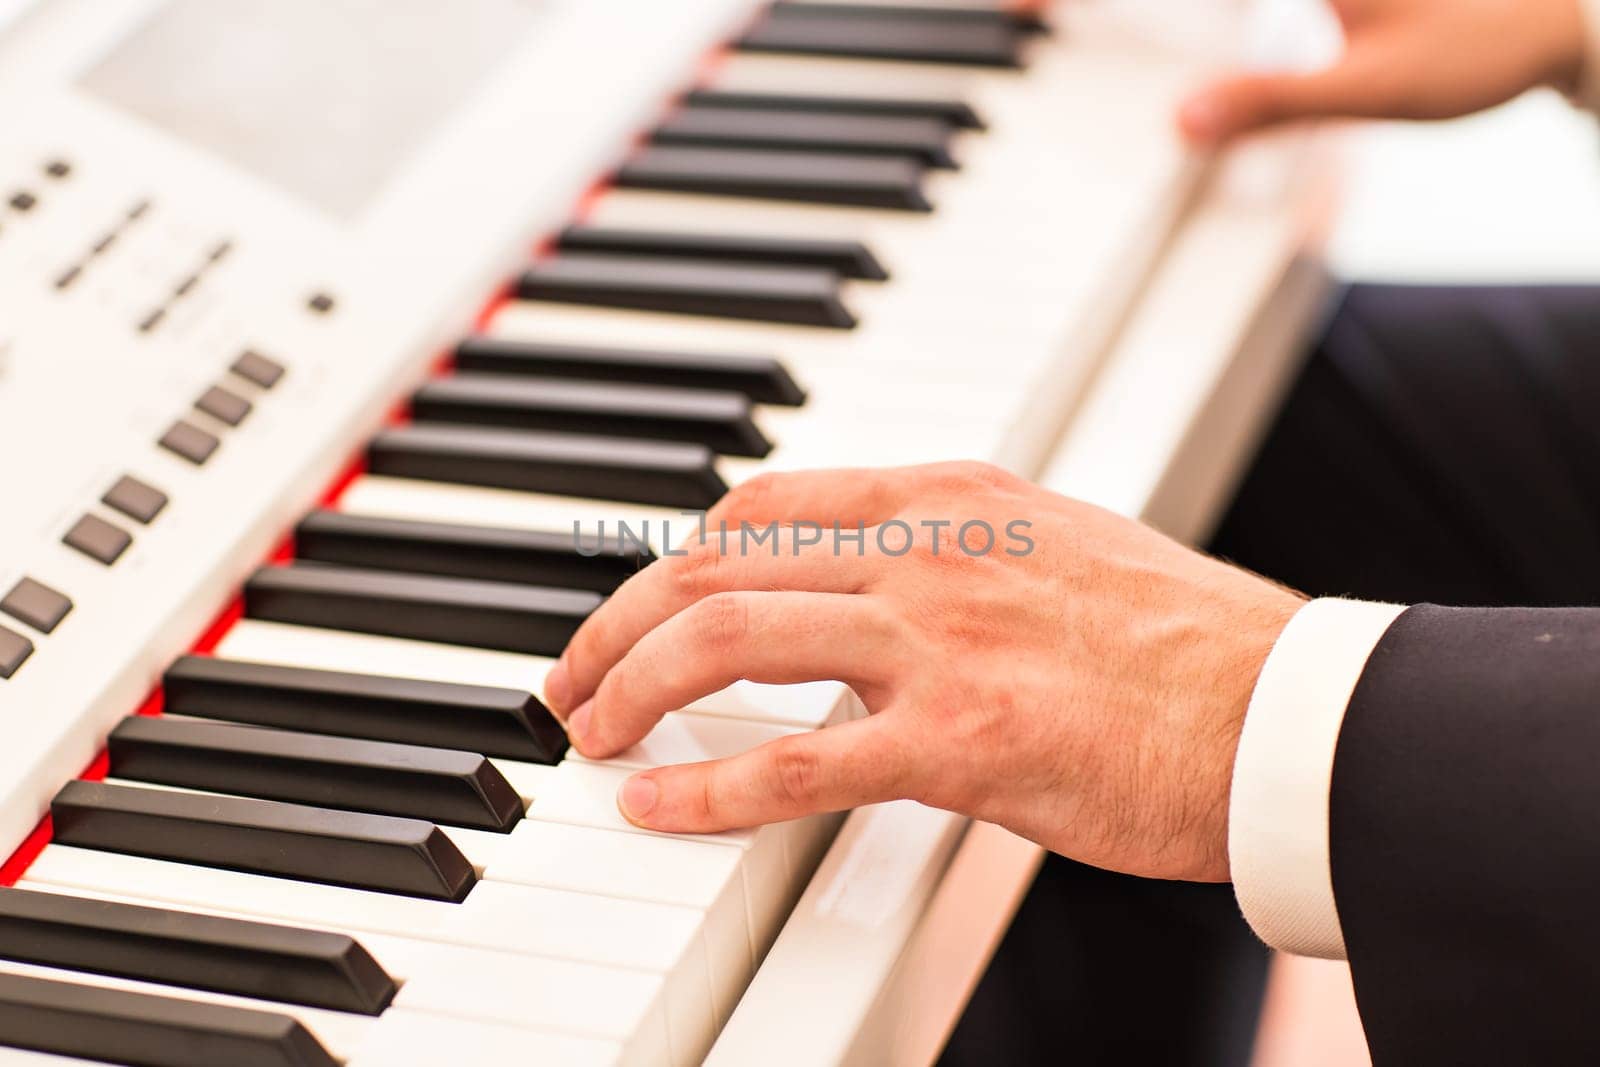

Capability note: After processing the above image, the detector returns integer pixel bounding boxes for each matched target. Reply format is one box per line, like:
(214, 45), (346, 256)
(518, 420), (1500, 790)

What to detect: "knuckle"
(925, 459), (1007, 493)
(593, 653), (640, 715)
(695, 770), (719, 824)
(724, 471), (787, 519)
(693, 593), (751, 657)
(769, 745), (824, 809)
(672, 538), (728, 601)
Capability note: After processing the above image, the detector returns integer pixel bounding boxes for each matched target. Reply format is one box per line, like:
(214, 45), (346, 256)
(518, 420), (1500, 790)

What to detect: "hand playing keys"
(542, 462), (1303, 883)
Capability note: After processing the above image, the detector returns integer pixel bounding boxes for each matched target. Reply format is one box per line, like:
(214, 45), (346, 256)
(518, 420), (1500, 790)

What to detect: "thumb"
(1178, 65), (1376, 146)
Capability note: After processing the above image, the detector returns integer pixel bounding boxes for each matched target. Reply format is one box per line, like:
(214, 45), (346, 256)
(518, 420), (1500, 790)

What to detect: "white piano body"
(0, 1), (1337, 1063)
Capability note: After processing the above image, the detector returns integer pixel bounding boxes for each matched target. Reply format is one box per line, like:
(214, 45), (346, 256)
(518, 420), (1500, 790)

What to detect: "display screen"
(79, 0), (541, 219)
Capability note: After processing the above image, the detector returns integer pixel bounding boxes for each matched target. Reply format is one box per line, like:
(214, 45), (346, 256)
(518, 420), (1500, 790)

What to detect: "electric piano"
(0, 1), (1337, 1064)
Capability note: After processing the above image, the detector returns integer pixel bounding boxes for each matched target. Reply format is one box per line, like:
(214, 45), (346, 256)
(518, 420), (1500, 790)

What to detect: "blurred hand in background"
(1179, 0), (1590, 144)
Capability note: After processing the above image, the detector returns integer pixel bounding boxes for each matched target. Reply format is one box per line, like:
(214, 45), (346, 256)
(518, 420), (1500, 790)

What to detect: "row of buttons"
(157, 351), (284, 467)
(0, 470), (169, 679)
(1, 351), (286, 680)
(62, 473), (169, 567)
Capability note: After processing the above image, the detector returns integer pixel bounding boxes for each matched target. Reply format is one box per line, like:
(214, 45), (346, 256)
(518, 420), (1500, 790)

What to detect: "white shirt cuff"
(1229, 598), (1406, 959)
(1576, 0), (1600, 111)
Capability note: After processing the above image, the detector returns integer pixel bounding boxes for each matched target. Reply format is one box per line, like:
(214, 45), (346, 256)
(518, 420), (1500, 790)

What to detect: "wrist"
(1182, 581), (1305, 883)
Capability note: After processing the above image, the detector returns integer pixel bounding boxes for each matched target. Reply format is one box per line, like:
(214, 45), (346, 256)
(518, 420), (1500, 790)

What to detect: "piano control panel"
(0, 0), (756, 839)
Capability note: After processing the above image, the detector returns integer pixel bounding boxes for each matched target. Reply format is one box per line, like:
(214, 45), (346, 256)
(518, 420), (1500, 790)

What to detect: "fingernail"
(543, 657), (571, 718)
(566, 699), (593, 744)
(619, 775), (659, 823)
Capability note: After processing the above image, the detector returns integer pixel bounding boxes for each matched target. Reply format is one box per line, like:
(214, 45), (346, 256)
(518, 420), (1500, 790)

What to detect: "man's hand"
(1179, 0), (1589, 146)
(542, 462), (1303, 883)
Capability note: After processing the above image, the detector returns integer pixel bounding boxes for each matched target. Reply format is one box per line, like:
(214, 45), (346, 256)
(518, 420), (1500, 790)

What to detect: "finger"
(617, 715), (909, 833)
(568, 591), (898, 758)
(547, 531), (885, 717)
(1177, 56), (1407, 146)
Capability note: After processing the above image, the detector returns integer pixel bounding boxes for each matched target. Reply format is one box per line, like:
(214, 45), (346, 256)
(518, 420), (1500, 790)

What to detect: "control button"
(307, 292), (336, 315)
(195, 385), (252, 427)
(0, 625), (32, 679)
(9, 192), (36, 213)
(101, 475), (168, 525)
(63, 514), (132, 566)
(158, 420), (219, 466)
(1, 578), (72, 635)
(43, 160), (71, 180)
(231, 351), (285, 390)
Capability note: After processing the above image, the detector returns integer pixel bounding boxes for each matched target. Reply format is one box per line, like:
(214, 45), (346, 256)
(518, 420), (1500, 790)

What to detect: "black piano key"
(369, 422), (728, 510)
(0, 887), (396, 1015)
(164, 656), (568, 765)
(771, 1), (1048, 34)
(685, 88), (985, 131)
(518, 253), (856, 329)
(454, 337), (807, 407)
(245, 564), (599, 659)
(109, 717), (524, 833)
(0, 970), (337, 1067)
(654, 106), (958, 169)
(296, 510), (651, 595)
(740, 6), (1027, 67)
(411, 375), (772, 458)
(559, 224), (887, 280)
(51, 780), (477, 903)
(617, 145), (931, 211)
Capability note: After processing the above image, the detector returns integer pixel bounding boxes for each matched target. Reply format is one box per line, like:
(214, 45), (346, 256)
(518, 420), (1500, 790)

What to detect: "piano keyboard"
(0, 2), (1243, 1064)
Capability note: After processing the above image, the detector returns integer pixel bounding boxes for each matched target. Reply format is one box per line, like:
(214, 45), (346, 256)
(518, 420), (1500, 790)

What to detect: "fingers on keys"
(616, 716), (909, 834)
(566, 591), (898, 758)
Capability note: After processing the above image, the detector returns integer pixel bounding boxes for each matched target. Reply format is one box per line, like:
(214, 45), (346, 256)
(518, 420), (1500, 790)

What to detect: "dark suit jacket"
(1332, 605), (1600, 1065)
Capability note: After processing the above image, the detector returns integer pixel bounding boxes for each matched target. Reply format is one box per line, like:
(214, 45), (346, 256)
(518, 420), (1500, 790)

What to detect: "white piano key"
(366, 936), (672, 1067)
(443, 881), (714, 1064)
(24, 846), (716, 1063)
(573, 712), (843, 930)
(347, 1009), (625, 1067)
(12, 880), (672, 1064)
(215, 620), (557, 695)
(0, 956), (372, 1061)
(24, 847), (457, 943)
(688, 679), (863, 731)
(583, 184), (1086, 284)
(490, 295), (1057, 378)
(487, 819), (752, 1027)
(0, 1050), (102, 1066)
(339, 475), (691, 554)
(711, 51), (996, 105)
(487, 757), (560, 806)
(570, 711), (804, 770)
(530, 760), (797, 968)
(580, 184), (1081, 286)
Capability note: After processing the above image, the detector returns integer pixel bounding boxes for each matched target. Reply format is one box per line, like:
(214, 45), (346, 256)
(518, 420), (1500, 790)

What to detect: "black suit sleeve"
(1330, 605), (1600, 1066)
